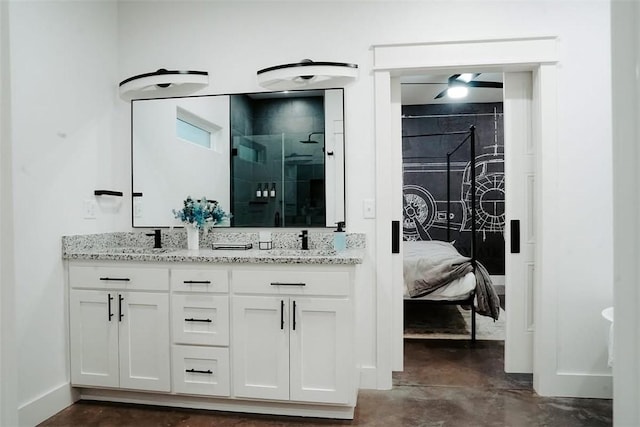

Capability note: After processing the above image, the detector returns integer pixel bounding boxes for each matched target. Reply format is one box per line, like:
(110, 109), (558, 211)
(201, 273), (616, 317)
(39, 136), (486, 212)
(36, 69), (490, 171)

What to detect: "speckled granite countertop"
(62, 231), (365, 265)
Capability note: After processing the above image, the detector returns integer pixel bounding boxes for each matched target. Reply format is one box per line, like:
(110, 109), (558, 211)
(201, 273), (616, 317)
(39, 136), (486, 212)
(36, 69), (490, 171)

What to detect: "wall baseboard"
(18, 382), (78, 426)
(80, 388), (355, 420)
(535, 372), (613, 399)
(359, 366), (378, 390)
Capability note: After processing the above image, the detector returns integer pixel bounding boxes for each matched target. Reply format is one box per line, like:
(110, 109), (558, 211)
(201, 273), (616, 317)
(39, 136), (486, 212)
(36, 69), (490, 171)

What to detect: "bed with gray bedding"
(403, 240), (501, 321)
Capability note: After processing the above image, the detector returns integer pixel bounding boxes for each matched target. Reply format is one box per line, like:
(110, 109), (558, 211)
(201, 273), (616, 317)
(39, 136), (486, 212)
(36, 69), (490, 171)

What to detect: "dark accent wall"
(252, 97), (324, 135)
(402, 102), (505, 274)
(230, 95), (325, 227)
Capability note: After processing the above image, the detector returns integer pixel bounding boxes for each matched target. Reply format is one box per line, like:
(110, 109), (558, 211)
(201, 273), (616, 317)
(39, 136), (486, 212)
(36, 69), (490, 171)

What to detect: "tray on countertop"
(211, 243), (253, 250)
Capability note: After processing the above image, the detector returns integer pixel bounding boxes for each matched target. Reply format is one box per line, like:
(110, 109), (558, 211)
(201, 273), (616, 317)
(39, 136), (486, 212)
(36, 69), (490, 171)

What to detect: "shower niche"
(131, 89), (345, 228)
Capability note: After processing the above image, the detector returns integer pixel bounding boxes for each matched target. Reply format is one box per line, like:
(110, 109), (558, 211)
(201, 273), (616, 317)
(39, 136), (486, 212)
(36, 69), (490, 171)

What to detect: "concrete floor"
(39, 339), (612, 427)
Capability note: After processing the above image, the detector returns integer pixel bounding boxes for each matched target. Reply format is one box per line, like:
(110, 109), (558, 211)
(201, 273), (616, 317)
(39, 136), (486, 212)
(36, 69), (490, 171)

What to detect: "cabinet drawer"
(172, 346), (230, 397)
(69, 264), (169, 291)
(172, 294), (229, 346)
(233, 269), (350, 296)
(171, 269), (229, 293)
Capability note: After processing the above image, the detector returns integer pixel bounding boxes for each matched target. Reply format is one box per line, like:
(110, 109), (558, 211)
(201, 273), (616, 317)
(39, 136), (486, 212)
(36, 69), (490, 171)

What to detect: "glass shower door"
(231, 132), (325, 227)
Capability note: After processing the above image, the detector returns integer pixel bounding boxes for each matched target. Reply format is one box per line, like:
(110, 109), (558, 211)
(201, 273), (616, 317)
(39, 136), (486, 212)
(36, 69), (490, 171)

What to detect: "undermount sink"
(264, 248), (337, 257)
(96, 247), (172, 254)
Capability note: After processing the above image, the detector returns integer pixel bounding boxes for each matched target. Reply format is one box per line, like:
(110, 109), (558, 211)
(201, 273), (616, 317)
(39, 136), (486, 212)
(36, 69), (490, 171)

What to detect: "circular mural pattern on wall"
(462, 153), (505, 233)
(402, 184), (437, 240)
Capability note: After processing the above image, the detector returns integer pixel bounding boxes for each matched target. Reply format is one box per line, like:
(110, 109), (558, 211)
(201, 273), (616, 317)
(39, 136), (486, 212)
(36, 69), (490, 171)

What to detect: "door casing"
(372, 37), (558, 392)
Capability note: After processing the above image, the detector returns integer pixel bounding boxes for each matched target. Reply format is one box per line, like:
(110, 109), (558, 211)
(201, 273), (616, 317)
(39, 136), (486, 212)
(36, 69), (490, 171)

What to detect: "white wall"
(611, 1), (640, 425)
(0, 1), (18, 425)
(133, 96), (230, 226)
(4, 1), (616, 423)
(8, 1), (122, 424)
(117, 0), (614, 394)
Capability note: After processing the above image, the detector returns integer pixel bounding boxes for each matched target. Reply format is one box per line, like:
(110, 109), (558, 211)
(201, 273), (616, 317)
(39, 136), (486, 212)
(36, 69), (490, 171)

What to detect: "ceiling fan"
(433, 73), (503, 99)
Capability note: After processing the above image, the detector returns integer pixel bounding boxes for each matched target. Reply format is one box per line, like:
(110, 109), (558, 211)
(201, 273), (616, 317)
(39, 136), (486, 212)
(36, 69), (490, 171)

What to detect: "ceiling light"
(447, 86), (469, 99)
(119, 69), (209, 100)
(458, 73), (475, 83)
(257, 59), (358, 90)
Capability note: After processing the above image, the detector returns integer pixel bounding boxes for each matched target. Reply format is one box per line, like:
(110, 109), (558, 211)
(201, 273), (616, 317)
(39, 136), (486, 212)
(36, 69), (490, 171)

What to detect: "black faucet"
(146, 229), (162, 248)
(299, 229), (309, 250)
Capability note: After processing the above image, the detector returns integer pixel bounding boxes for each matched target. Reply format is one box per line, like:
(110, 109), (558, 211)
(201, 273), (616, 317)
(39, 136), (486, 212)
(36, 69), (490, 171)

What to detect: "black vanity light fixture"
(118, 68), (209, 100)
(257, 59), (358, 91)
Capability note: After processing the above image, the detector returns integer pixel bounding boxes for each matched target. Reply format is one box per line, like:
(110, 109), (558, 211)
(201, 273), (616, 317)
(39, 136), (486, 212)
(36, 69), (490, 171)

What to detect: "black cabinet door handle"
(100, 277), (130, 282)
(185, 369), (213, 374)
(292, 300), (297, 331)
(271, 282), (306, 287)
(184, 318), (212, 323)
(183, 280), (211, 284)
(511, 219), (521, 254)
(118, 294), (124, 321)
(108, 293), (114, 321)
(280, 300), (285, 330)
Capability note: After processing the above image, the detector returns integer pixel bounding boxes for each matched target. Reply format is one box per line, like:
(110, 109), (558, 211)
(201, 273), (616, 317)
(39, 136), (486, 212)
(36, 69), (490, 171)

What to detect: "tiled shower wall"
(231, 95), (325, 227)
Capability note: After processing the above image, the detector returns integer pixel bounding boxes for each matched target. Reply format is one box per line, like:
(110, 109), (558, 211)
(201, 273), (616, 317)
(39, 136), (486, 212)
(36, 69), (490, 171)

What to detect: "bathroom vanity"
(63, 233), (364, 419)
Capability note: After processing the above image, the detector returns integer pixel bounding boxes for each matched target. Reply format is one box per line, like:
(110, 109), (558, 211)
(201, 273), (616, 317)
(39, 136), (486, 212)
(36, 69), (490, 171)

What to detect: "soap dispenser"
(333, 221), (346, 252)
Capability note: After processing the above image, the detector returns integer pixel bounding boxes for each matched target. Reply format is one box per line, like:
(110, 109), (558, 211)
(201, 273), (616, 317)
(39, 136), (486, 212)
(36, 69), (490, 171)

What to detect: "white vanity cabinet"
(64, 252), (360, 419)
(68, 263), (170, 392)
(231, 267), (355, 405)
(170, 267), (231, 397)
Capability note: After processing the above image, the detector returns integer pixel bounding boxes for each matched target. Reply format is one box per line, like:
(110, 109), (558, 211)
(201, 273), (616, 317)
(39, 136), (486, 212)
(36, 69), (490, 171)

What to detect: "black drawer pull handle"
(185, 369), (213, 375)
(183, 280), (211, 284)
(100, 277), (130, 282)
(184, 318), (212, 323)
(270, 282), (306, 286)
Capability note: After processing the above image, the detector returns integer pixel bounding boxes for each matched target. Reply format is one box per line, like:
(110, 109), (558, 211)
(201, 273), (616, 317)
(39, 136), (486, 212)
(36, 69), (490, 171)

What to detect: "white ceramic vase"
(186, 224), (200, 251)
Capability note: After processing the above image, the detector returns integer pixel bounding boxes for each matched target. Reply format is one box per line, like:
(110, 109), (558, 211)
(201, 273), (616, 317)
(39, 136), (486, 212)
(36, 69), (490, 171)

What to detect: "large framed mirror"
(132, 89), (345, 228)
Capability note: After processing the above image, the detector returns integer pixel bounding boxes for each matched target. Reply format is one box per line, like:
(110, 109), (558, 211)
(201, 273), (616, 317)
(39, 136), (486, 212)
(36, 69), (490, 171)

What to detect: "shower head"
(299, 132), (324, 144)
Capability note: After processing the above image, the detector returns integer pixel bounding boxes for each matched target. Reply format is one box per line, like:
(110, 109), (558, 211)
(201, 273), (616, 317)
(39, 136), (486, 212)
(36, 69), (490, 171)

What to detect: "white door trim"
(373, 70), (394, 389)
(0, 1), (18, 424)
(503, 71), (535, 373)
(372, 37), (558, 392)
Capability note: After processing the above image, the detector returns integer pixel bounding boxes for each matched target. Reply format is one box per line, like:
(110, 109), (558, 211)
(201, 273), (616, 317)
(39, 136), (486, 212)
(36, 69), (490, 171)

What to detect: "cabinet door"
(118, 292), (170, 392)
(289, 298), (353, 404)
(232, 296), (289, 400)
(69, 290), (119, 388)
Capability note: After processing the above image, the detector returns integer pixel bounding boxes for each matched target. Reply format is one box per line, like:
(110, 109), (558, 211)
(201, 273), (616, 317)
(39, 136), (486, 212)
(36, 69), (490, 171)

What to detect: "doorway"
(400, 72), (507, 342)
(371, 37), (559, 391)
